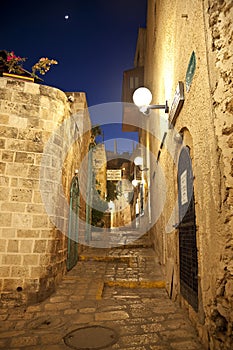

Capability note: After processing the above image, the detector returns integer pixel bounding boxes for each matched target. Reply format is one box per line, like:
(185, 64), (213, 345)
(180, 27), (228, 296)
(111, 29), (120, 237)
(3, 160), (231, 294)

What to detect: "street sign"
(107, 169), (122, 181)
(169, 81), (185, 127)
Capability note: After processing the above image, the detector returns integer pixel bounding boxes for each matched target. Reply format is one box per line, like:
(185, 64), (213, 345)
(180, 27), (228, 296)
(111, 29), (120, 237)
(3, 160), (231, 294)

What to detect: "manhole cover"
(63, 325), (118, 350)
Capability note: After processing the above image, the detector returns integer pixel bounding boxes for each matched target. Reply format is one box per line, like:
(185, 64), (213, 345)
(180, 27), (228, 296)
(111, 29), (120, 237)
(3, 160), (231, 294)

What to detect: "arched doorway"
(178, 146), (198, 311)
(67, 174), (80, 271)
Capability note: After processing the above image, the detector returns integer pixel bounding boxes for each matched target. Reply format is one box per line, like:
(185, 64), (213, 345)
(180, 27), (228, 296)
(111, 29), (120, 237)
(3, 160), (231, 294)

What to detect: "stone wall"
(92, 143), (107, 200)
(0, 78), (91, 306)
(143, 0), (233, 349)
(204, 1), (233, 349)
(63, 92), (92, 241)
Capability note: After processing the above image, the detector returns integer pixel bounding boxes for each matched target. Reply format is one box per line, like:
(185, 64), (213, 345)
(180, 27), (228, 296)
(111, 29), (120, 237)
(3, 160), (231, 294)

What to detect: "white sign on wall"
(180, 169), (188, 205)
(107, 169), (122, 181)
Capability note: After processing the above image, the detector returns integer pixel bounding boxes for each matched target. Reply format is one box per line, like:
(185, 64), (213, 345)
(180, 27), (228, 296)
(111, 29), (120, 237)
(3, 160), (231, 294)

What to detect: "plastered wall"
(144, 0), (233, 348)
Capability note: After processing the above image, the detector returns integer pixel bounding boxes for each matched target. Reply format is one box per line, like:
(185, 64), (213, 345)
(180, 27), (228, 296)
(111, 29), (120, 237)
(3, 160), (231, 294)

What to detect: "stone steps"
(79, 230), (164, 289)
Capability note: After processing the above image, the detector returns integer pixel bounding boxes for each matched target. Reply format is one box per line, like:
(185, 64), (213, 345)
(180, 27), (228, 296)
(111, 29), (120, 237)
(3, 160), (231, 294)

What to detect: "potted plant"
(0, 50), (58, 83)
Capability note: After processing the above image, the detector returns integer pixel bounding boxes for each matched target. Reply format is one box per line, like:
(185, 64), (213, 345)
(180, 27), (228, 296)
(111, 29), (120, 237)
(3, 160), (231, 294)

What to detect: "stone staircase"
(79, 230), (165, 294)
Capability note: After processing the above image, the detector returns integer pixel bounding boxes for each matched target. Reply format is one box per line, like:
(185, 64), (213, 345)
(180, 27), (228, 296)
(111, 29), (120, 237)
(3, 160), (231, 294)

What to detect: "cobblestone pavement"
(0, 230), (205, 350)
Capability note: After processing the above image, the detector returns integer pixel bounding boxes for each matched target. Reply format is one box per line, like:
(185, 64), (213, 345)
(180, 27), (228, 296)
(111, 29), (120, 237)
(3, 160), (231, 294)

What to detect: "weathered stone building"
(92, 143), (107, 200)
(105, 155), (135, 228)
(130, 0), (233, 349)
(0, 78), (91, 306)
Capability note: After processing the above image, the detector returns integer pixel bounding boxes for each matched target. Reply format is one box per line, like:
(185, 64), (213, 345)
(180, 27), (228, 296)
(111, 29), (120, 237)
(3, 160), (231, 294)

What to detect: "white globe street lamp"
(133, 87), (152, 107)
(133, 87), (169, 115)
(132, 179), (139, 187)
(134, 156), (143, 166)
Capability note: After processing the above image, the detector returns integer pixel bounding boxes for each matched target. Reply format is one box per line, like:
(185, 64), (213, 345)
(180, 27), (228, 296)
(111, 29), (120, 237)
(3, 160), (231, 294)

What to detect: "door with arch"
(67, 174), (80, 271)
(178, 146), (198, 311)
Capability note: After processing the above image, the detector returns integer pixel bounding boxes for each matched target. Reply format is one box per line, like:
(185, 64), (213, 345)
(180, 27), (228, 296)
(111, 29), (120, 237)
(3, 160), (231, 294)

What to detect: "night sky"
(1, 0), (147, 151)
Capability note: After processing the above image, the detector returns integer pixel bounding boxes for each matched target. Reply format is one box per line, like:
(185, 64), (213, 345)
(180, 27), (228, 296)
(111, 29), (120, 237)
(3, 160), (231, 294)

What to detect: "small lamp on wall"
(132, 179), (139, 187)
(134, 156), (149, 172)
(133, 87), (169, 115)
(134, 156), (143, 166)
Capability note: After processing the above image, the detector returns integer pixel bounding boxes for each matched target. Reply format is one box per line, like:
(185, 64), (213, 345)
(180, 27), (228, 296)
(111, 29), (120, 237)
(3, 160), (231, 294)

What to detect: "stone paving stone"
(119, 347), (147, 350)
(64, 308), (78, 315)
(26, 304), (41, 312)
(129, 307), (155, 318)
(141, 323), (166, 332)
(8, 311), (33, 321)
(120, 333), (160, 346)
(33, 311), (60, 319)
(78, 307), (96, 313)
(72, 313), (95, 324)
(118, 324), (142, 335)
(25, 346), (67, 350)
(39, 333), (63, 345)
(98, 304), (127, 312)
(0, 341), (6, 349)
(14, 320), (27, 330)
(160, 318), (192, 330)
(170, 340), (202, 349)
(49, 296), (67, 303)
(149, 346), (170, 350)
(0, 230), (206, 349)
(44, 301), (72, 311)
(0, 314), (7, 321)
(0, 320), (13, 331)
(0, 309), (8, 315)
(0, 330), (25, 338)
(69, 294), (85, 301)
(10, 335), (39, 347)
(95, 310), (129, 321)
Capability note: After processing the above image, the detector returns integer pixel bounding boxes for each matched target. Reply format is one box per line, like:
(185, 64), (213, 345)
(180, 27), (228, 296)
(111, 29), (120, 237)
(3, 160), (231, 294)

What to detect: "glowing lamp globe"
(133, 87), (152, 107)
(132, 179), (138, 187)
(134, 156), (143, 166)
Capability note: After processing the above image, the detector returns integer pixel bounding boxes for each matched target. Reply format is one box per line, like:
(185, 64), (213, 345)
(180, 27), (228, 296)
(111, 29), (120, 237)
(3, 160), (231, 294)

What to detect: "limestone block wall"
(92, 143), (107, 200)
(63, 92), (92, 242)
(0, 78), (91, 306)
(143, 0), (233, 349)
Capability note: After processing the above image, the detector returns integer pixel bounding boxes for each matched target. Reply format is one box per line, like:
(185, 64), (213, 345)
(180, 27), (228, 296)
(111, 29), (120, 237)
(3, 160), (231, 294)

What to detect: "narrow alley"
(0, 230), (205, 350)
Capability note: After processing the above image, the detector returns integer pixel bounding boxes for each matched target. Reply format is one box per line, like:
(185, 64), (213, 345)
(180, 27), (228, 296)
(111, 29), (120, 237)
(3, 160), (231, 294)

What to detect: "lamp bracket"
(140, 100), (169, 115)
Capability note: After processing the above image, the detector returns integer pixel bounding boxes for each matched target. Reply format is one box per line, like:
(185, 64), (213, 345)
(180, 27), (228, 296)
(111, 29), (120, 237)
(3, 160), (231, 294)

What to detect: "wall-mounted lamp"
(134, 156), (149, 172)
(134, 156), (143, 166)
(67, 95), (74, 103)
(138, 167), (149, 172)
(133, 87), (169, 115)
(132, 179), (139, 187)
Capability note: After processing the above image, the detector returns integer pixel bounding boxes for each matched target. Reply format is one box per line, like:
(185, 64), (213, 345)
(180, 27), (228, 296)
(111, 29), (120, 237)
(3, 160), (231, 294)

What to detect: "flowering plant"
(31, 57), (58, 78)
(0, 50), (58, 79)
(0, 51), (26, 74)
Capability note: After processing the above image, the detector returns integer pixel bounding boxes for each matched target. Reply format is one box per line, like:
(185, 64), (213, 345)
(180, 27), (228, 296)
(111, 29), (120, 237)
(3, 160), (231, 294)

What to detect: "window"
(129, 76), (140, 90)
(130, 77), (134, 89)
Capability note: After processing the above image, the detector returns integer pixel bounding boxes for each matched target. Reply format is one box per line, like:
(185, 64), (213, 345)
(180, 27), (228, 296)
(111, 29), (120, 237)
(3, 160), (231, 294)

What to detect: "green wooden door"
(67, 174), (80, 271)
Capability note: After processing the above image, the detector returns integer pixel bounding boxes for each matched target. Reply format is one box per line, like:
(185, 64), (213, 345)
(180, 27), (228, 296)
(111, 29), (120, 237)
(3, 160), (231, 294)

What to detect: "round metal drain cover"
(63, 325), (118, 350)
